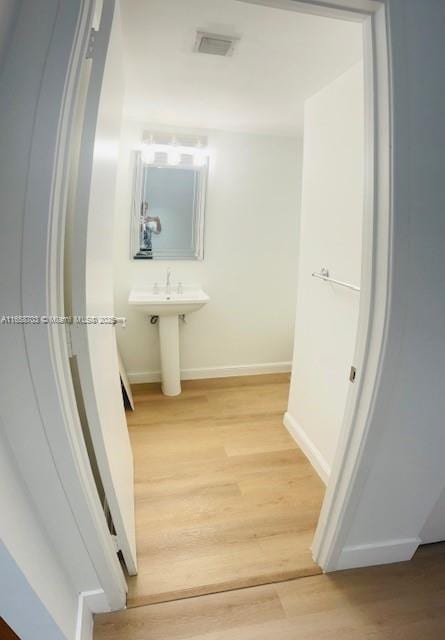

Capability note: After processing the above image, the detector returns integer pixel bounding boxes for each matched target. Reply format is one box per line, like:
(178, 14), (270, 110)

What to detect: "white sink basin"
(128, 285), (209, 317)
(128, 285), (209, 396)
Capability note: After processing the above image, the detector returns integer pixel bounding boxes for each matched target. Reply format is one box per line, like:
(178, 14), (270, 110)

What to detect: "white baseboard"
(76, 590), (108, 640)
(283, 412), (330, 485)
(335, 537), (420, 570)
(128, 362), (291, 384)
(76, 593), (93, 640)
(128, 370), (161, 384)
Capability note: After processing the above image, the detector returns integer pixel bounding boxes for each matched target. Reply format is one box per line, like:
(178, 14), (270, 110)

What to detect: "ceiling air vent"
(194, 31), (239, 57)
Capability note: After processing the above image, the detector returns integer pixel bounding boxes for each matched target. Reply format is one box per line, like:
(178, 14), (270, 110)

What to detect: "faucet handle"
(177, 282), (183, 294)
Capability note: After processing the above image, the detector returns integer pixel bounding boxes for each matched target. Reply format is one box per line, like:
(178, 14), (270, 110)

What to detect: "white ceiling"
(120, 0), (363, 136)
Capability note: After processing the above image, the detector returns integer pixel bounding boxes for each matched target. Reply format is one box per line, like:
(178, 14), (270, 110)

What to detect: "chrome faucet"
(166, 268), (172, 295)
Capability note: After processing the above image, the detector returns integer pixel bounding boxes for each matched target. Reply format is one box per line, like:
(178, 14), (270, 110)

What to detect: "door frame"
(240, 0), (391, 570)
(18, 0), (390, 613)
(312, 2), (391, 571)
(70, 0), (138, 575)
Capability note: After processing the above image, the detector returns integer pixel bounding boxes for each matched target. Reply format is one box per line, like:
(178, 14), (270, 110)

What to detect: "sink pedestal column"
(158, 315), (181, 396)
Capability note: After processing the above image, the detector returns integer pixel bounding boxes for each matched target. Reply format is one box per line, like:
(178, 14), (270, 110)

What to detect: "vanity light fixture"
(193, 147), (207, 167)
(141, 145), (155, 164)
(167, 148), (181, 166)
(193, 153), (207, 168)
(167, 138), (181, 166)
(141, 134), (155, 163)
(140, 142), (209, 166)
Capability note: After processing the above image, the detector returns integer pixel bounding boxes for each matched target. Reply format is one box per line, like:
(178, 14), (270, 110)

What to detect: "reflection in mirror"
(132, 146), (208, 260)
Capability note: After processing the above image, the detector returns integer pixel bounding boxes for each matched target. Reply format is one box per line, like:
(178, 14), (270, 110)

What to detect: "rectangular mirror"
(132, 151), (207, 260)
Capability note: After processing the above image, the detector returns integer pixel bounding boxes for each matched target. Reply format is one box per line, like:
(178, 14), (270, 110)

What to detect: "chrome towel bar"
(312, 267), (360, 292)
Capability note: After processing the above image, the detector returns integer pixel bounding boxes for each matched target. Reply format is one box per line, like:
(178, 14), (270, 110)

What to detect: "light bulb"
(193, 150), (207, 167)
(167, 148), (181, 165)
(142, 144), (155, 164)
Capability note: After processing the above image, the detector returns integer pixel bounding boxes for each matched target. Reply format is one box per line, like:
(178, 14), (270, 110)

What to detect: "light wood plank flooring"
(95, 544), (445, 639)
(125, 374), (325, 607)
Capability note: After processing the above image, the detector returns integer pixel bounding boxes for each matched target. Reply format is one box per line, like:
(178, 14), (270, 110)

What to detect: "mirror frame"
(131, 151), (207, 260)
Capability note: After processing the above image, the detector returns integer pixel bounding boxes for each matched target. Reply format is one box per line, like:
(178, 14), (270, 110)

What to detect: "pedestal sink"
(128, 285), (209, 396)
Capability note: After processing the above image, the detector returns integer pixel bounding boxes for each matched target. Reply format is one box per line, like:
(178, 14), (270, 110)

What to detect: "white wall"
(0, 430), (77, 640)
(0, 0), (19, 70)
(285, 62), (364, 482)
(114, 125), (302, 381)
(421, 488), (445, 545)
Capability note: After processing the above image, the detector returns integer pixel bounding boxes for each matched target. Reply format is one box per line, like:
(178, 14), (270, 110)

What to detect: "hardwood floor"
(125, 374), (325, 607)
(95, 544), (445, 639)
(95, 375), (445, 638)
(0, 618), (20, 640)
